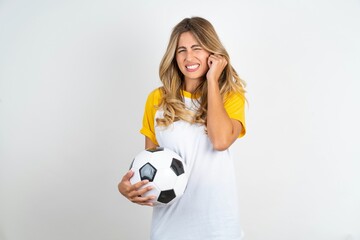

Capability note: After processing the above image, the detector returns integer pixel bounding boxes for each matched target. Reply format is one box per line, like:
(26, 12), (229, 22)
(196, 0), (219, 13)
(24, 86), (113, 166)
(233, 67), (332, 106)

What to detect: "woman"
(119, 16), (247, 240)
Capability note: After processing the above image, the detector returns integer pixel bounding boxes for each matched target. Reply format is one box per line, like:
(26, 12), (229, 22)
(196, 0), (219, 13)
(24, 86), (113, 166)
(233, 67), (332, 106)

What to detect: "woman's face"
(176, 31), (210, 88)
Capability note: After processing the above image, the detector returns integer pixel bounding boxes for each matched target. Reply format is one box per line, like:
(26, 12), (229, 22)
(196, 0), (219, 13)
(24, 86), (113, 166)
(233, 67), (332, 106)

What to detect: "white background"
(1, 0), (359, 240)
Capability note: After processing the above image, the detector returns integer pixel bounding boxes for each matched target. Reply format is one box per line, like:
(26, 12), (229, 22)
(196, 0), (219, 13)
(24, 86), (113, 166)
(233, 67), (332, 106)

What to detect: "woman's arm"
(145, 136), (158, 149)
(206, 55), (243, 151)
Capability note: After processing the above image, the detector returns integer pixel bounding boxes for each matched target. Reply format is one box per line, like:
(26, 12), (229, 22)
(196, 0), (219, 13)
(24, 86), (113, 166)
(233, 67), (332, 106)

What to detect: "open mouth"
(186, 64), (200, 70)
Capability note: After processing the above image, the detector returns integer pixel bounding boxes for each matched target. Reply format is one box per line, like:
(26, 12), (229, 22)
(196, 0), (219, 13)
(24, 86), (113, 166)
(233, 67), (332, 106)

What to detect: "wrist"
(207, 77), (219, 84)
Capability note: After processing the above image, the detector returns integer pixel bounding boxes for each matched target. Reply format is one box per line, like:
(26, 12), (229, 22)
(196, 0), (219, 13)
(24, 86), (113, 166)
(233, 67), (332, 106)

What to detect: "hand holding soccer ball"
(118, 170), (156, 206)
(119, 147), (188, 206)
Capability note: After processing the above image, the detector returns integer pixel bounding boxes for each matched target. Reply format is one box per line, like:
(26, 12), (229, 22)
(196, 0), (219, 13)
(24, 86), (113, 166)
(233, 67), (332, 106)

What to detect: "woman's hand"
(206, 54), (228, 83)
(118, 170), (156, 206)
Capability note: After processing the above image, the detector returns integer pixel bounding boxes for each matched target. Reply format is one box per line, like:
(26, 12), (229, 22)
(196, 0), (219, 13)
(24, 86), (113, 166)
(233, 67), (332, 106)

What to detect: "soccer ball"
(129, 147), (188, 206)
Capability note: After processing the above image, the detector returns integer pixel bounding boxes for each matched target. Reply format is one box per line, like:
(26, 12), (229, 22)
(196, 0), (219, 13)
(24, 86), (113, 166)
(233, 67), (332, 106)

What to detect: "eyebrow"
(177, 44), (202, 51)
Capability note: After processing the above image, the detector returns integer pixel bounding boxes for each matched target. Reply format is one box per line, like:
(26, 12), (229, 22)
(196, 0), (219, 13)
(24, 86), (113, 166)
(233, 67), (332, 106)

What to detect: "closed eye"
(177, 46), (186, 53)
(192, 45), (202, 51)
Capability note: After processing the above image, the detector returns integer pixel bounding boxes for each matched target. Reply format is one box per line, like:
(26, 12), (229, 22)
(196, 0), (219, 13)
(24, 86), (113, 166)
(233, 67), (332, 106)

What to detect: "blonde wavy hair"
(157, 17), (246, 127)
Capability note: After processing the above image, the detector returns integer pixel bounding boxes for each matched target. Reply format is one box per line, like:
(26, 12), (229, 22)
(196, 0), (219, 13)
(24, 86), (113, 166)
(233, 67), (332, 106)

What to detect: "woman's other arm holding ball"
(145, 136), (158, 149)
(117, 136), (158, 206)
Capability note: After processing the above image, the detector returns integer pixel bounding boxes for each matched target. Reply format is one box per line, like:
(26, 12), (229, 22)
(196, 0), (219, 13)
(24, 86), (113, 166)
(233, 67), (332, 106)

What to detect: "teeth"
(186, 64), (199, 70)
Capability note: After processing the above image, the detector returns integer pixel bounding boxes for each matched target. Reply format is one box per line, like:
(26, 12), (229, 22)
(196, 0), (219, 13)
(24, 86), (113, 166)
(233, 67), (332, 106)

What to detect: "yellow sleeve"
(224, 92), (246, 138)
(139, 88), (162, 145)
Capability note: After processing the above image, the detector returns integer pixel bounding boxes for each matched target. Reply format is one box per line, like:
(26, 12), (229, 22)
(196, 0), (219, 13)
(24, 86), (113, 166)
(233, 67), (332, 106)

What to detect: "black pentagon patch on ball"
(158, 189), (176, 204)
(139, 162), (157, 182)
(146, 147), (164, 153)
(170, 158), (184, 176)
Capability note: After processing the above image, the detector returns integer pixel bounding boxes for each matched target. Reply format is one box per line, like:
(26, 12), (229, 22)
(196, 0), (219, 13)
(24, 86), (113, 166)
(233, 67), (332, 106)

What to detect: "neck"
(184, 78), (203, 93)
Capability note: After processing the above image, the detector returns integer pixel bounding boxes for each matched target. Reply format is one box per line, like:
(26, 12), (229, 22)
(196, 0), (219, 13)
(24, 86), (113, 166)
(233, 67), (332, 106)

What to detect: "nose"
(185, 50), (195, 61)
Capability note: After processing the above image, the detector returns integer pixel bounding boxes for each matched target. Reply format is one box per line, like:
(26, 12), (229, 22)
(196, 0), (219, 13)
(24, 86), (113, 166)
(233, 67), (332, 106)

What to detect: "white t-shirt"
(140, 88), (246, 240)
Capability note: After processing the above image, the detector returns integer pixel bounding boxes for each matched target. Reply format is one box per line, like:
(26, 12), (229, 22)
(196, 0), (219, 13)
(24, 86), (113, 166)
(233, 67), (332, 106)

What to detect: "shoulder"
(224, 91), (247, 138)
(147, 87), (163, 101)
(144, 87), (164, 107)
(224, 91), (246, 105)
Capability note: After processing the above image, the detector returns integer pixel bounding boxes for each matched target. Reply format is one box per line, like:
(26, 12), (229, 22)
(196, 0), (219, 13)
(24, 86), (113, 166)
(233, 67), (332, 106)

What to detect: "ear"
(207, 55), (213, 67)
